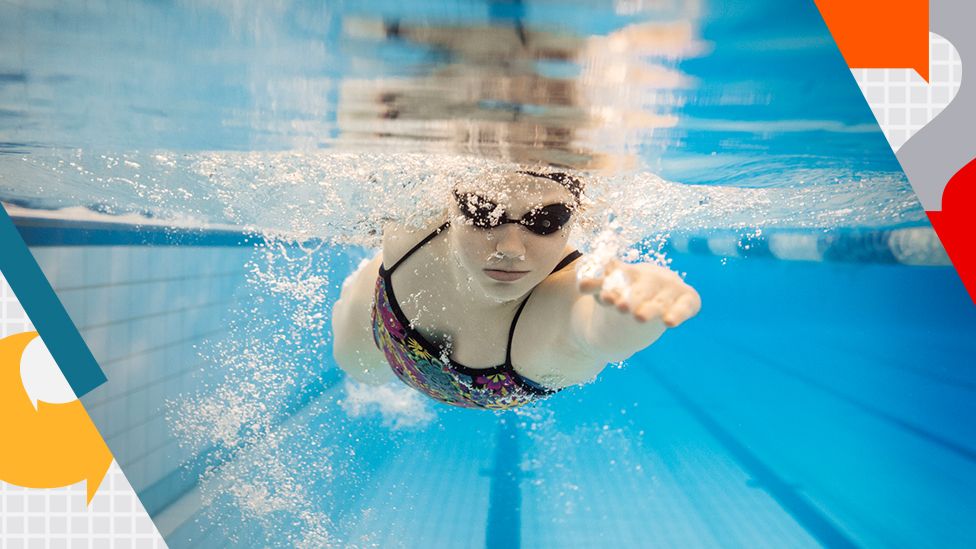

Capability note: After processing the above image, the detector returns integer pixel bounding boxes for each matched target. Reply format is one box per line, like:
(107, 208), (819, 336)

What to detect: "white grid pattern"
(0, 272), (167, 548)
(851, 33), (962, 151)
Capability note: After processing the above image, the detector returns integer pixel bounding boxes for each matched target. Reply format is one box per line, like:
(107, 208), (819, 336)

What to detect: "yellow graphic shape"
(0, 331), (112, 504)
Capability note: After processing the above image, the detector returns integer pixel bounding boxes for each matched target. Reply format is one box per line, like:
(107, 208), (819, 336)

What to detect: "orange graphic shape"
(814, 0), (929, 81)
(0, 332), (113, 504)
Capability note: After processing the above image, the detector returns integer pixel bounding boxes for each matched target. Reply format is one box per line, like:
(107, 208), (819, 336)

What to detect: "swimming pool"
(2, 0), (974, 547)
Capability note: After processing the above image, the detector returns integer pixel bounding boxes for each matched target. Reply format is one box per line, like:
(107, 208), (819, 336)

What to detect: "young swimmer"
(331, 171), (701, 410)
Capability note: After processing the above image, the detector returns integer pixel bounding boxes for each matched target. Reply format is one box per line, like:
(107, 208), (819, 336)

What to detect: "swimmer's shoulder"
(516, 254), (607, 387)
(513, 253), (606, 389)
(519, 252), (588, 347)
(381, 215), (449, 270)
(533, 249), (583, 315)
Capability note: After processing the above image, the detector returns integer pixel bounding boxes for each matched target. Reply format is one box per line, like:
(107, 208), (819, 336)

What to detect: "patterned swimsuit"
(371, 222), (582, 410)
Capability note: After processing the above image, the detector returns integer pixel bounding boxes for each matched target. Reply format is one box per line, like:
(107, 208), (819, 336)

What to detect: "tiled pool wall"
(19, 218), (362, 545)
(28, 245), (253, 534)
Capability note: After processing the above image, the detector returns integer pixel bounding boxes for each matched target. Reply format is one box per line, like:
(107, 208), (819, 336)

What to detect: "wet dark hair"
(515, 170), (583, 202)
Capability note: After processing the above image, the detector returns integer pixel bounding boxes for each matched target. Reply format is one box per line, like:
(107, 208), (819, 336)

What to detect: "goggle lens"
(454, 191), (573, 236)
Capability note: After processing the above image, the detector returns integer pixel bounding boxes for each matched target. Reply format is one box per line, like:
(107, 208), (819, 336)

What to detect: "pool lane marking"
(645, 366), (860, 549)
(12, 215), (264, 247)
(661, 227), (951, 266)
(825, 337), (976, 393)
(485, 417), (522, 549)
(0, 205), (107, 396)
(714, 335), (976, 465)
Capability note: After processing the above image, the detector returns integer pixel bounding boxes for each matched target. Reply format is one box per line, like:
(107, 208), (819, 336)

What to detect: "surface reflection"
(335, 15), (702, 170)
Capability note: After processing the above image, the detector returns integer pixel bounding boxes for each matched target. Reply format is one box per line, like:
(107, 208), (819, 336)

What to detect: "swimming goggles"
(452, 189), (573, 236)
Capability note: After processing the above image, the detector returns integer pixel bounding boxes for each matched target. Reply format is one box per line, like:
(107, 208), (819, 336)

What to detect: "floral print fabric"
(371, 273), (553, 410)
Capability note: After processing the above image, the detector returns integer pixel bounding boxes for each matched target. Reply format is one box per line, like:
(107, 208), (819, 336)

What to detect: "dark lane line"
(714, 335), (976, 464)
(486, 417), (522, 549)
(645, 366), (860, 549)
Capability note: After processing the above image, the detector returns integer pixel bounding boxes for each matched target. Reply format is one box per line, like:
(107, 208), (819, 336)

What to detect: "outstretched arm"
(571, 259), (701, 364)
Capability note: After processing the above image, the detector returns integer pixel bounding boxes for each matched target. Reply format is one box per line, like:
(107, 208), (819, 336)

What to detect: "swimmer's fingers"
(629, 267), (699, 326)
(578, 275), (605, 294)
(662, 290), (702, 328)
(633, 286), (676, 323)
(634, 301), (661, 323)
(598, 287), (618, 307)
(577, 259), (620, 299)
(583, 276), (615, 307)
(600, 263), (669, 314)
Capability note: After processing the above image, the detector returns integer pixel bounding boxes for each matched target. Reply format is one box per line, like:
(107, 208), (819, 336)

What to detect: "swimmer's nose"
(494, 224), (526, 259)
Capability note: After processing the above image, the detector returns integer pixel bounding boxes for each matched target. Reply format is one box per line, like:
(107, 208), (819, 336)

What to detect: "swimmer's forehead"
(454, 172), (574, 205)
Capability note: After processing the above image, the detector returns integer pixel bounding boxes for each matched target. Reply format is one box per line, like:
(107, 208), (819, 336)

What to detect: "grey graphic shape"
(897, 0), (976, 210)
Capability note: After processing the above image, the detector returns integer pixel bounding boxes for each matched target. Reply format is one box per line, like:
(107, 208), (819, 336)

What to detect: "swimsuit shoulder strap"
(504, 249), (582, 367)
(384, 221), (451, 275)
(551, 250), (583, 274)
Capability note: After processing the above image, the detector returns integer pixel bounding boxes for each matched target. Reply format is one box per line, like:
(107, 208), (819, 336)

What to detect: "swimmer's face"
(449, 174), (577, 301)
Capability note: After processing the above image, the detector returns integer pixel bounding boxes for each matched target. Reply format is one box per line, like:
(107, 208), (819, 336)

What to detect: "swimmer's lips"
(484, 269), (530, 282)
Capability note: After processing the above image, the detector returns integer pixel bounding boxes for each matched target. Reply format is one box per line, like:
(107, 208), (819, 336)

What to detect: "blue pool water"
(3, 0), (975, 547)
(16, 235), (976, 547)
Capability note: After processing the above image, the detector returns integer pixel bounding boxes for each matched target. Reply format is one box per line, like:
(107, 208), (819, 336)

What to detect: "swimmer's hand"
(577, 259), (701, 328)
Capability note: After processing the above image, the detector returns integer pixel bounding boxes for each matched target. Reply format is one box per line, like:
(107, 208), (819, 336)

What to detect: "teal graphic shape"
(0, 205), (107, 396)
